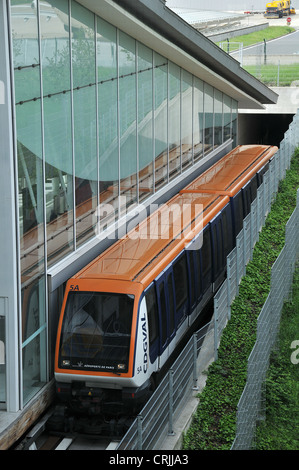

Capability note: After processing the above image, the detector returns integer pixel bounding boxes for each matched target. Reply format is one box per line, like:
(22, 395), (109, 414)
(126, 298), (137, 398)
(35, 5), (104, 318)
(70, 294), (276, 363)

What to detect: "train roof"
(74, 191), (230, 288)
(71, 145), (277, 290)
(181, 145), (278, 197)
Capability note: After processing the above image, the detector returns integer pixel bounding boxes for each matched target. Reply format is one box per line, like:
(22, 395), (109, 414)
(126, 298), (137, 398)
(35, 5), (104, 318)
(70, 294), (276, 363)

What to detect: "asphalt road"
(242, 29), (299, 55)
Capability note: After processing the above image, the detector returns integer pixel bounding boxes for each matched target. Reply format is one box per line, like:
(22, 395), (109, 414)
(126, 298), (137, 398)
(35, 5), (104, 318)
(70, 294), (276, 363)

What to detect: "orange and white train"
(54, 144), (277, 414)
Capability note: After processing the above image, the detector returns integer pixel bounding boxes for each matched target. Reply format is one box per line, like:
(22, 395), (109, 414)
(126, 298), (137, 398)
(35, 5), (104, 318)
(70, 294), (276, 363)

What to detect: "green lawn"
(217, 26), (295, 48)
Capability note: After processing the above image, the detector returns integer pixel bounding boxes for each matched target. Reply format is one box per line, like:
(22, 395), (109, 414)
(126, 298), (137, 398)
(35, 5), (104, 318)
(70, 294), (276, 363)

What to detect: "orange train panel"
(74, 192), (230, 288)
(181, 145), (278, 197)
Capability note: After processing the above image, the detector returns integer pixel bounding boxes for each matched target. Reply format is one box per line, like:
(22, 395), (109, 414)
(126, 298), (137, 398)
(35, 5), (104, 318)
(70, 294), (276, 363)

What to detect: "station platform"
(0, 381), (55, 450)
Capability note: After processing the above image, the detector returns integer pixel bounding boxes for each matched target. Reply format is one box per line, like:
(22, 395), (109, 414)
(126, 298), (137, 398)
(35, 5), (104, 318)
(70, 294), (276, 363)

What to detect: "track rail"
(13, 407), (121, 450)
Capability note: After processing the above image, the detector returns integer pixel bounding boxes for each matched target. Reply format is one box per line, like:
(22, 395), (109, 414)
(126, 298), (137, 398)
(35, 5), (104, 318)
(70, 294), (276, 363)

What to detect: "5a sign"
(69, 284), (80, 291)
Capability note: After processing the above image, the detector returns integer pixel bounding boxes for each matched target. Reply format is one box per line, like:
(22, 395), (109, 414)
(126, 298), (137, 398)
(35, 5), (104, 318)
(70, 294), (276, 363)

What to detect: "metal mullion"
(95, 15), (100, 224)
(152, 49), (155, 193)
(166, 59), (169, 184)
(4, 0), (22, 412)
(180, 67), (182, 174)
(117, 28), (120, 221)
(69, 0), (76, 252)
(136, 40), (139, 206)
(192, 75), (194, 165)
(36, 0), (49, 384)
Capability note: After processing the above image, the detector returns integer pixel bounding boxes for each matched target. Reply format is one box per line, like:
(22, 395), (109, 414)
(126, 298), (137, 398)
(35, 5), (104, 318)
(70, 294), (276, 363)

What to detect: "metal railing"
(115, 112), (299, 450)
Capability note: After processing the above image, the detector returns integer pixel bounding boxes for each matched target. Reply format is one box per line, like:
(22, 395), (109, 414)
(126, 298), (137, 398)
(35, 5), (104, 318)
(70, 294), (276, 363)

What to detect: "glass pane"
(71, 1), (97, 246)
(214, 89), (223, 147)
(181, 70), (193, 170)
(119, 31), (137, 214)
(193, 77), (204, 162)
(138, 43), (153, 202)
(168, 61), (181, 181)
(22, 277), (47, 405)
(97, 17), (118, 229)
(0, 314), (6, 407)
(232, 99), (238, 147)
(204, 83), (214, 154)
(154, 52), (168, 191)
(41, 0), (74, 266)
(11, 1), (45, 283)
(223, 94), (232, 142)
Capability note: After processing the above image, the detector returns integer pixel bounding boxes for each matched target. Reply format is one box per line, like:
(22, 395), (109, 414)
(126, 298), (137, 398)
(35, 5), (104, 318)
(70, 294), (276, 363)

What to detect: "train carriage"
(54, 145), (277, 414)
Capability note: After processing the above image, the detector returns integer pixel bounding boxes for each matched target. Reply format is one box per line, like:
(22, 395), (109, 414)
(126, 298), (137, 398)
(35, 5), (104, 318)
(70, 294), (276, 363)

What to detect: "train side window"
(251, 174), (257, 201)
(188, 252), (196, 307)
(159, 281), (167, 346)
(167, 273), (175, 335)
(173, 254), (188, 311)
(222, 207), (232, 257)
(218, 219), (224, 269)
(212, 224), (219, 275)
(145, 286), (159, 348)
(201, 227), (212, 292)
(195, 249), (202, 299)
(234, 192), (243, 236)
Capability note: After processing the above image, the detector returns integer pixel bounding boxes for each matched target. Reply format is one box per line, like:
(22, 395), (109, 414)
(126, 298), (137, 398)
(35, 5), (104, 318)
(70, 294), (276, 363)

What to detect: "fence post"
(137, 414), (143, 450)
(168, 369), (175, 436)
(192, 333), (199, 390)
(214, 297), (219, 360)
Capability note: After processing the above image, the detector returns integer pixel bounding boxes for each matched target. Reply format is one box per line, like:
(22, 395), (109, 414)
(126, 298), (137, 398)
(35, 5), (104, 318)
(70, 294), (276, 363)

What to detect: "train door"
(144, 283), (159, 366)
(155, 268), (176, 366)
(172, 253), (189, 333)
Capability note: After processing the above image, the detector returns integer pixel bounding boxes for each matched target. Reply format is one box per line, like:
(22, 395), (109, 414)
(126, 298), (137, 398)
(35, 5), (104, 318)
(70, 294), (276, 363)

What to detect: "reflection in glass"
(41, 0), (74, 266)
(232, 99), (238, 147)
(154, 52), (168, 191)
(193, 77), (204, 162)
(11, 0), (47, 408)
(181, 70), (193, 170)
(11, 0), (45, 283)
(138, 43), (154, 202)
(22, 277), (47, 404)
(204, 83), (214, 153)
(0, 315), (6, 406)
(119, 31), (137, 214)
(214, 89), (223, 147)
(168, 62), (181, 181)
(71, 1), (97, 246)
(97, 17), (118, 228)
(223, 94), (232, 142)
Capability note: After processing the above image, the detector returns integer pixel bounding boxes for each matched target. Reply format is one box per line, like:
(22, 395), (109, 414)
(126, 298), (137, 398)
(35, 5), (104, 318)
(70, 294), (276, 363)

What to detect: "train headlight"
(62, 360), (70, 366)
(117, 363), (125, 370)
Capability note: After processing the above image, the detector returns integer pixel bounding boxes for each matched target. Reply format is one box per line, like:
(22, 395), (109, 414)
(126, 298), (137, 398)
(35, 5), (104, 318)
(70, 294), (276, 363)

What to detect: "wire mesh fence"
(231, 189), (299, 450)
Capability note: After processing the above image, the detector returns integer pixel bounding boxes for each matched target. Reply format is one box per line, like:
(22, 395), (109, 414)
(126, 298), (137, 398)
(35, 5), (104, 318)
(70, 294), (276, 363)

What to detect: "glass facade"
(9, 0), (237, 406)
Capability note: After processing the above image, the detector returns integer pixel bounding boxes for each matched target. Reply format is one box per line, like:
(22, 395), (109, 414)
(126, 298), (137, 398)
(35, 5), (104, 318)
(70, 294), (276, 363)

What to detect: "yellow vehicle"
(264, 0), (289, 17)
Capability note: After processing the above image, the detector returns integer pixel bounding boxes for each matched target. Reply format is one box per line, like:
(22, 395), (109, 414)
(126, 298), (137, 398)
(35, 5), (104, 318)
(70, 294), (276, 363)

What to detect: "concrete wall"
(208, 22), (269, 42)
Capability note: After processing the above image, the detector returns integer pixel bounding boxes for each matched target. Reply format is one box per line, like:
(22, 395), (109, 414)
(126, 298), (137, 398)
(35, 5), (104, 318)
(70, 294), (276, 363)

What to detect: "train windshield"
(58, 291), (134, 373)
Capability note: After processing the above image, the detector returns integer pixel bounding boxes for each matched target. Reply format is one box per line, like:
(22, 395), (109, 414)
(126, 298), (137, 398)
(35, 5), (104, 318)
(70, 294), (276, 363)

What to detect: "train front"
(54, 278), (147, 415)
